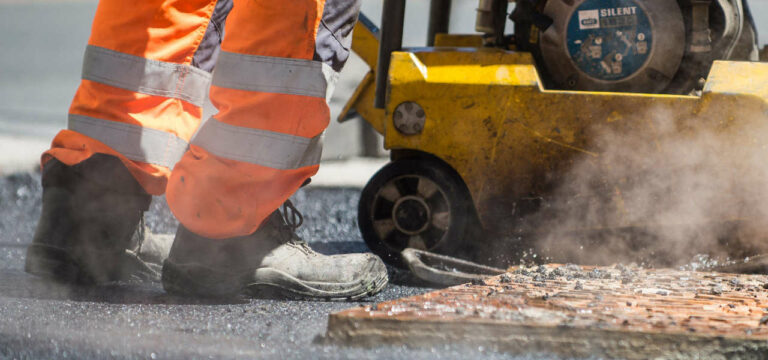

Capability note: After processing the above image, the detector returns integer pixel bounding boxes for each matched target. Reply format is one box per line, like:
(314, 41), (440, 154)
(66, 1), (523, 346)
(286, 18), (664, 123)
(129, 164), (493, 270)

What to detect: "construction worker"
(24, 0), (389, 300)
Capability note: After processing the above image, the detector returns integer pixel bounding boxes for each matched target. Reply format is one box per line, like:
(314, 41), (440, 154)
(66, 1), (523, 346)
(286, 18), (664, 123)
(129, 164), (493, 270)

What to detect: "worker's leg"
(26, 0), (233, 284)
(166, 0), (331, 238)
(162, 0), (388, 300)
(46, 0), (232, 194)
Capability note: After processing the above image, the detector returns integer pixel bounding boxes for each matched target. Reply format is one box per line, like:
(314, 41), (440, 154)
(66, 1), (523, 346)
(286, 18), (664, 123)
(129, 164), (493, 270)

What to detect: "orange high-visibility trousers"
(45, 0), (361, 239)
(168, 0), (331, 238)
(45, 0), (222, 195)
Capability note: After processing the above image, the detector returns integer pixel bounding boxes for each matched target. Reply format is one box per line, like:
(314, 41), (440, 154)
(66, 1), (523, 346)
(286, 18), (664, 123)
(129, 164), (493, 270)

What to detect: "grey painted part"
(538, 0), (686, 93)
(393, 101), (426, 135)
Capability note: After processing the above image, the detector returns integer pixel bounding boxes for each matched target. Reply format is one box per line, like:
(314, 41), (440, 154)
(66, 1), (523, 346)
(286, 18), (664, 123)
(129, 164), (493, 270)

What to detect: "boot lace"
(278, 200), (313, 254)
(132, 215), (146, 254)
(281, 200), (304, 231)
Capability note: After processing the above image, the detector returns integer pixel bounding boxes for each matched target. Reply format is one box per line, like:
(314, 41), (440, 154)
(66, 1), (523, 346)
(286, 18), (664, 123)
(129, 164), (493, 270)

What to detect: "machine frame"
(342, 1), (768, 267)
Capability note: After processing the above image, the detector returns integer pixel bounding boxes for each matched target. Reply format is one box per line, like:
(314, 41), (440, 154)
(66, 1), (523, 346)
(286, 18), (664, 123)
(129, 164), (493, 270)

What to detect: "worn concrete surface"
(329, 265), (768, 359)
(0, 172), (575, 359)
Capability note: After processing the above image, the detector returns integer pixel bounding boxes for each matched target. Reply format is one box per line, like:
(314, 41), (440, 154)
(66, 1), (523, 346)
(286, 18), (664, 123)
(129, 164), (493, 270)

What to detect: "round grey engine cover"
(538, 0), (685, 93)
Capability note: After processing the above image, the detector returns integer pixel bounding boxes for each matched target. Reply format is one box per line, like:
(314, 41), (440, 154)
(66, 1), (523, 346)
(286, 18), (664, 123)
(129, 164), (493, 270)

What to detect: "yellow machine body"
(343, 23), (768, 234)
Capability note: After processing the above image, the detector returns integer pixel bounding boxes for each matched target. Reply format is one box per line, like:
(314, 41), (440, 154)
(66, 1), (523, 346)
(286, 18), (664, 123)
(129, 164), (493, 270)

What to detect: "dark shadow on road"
(387, 267), (445, 288)
(2, 267), (438, 305)
(1, 239), (438, 306)
(309, 240), (369, 255)
(0, 269), (247, 305)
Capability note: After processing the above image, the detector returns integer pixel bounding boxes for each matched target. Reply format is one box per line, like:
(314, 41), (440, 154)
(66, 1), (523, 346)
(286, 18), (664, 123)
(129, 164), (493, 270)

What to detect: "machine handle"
(401, 248), (506, 286)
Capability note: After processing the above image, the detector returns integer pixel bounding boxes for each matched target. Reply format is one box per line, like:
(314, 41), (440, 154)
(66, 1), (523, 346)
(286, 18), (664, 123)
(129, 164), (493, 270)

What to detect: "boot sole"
(162, 260), (389, 301)
(244, 265), (389, 301)
(24, 244), (95, 284)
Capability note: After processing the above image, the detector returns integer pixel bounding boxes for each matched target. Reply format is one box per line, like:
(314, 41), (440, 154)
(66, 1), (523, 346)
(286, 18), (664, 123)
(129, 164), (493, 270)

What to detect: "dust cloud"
(526, 105), (768, 267)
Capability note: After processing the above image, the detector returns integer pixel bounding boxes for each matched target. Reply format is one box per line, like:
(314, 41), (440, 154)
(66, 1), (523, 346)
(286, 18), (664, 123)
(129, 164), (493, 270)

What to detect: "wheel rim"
(370, 174), (451, 252)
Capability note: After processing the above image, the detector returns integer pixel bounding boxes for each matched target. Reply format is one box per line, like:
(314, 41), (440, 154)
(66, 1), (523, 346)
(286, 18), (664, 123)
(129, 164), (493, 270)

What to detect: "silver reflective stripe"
(68, 114), (188, 168)
(82, 45), (212, 107)
(212, 51), (327, 98)
(192, 117), (322, 170)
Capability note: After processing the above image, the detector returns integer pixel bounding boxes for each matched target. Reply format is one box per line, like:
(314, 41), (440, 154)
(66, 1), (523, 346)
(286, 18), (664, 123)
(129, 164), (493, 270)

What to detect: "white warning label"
(578, 10), (600, 30)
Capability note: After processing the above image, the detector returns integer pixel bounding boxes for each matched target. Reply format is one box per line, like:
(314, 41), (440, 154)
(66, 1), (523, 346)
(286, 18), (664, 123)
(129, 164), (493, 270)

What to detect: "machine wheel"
(358, 158), (476, 268)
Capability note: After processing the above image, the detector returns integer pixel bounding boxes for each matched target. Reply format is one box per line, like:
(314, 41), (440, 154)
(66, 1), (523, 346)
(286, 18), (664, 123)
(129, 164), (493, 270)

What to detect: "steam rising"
(527, 106), (768, 267)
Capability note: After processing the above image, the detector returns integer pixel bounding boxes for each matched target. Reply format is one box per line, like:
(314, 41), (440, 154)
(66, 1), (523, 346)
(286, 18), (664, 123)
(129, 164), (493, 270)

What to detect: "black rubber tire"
(358, 157), (476, 268)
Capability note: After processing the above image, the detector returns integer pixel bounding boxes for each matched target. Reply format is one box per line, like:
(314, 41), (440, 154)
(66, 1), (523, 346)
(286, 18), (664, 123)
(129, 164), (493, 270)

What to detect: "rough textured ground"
(0, 172), (573, 359)
(330, 264), (768, 359)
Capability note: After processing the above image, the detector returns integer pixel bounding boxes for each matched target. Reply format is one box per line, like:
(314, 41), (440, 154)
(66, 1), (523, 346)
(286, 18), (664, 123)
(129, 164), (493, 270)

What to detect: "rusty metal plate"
(327, 265), (768, 359)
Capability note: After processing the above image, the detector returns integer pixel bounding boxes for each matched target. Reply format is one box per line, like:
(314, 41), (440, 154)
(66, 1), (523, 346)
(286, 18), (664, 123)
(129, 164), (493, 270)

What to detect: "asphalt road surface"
(2, 1), (766, 358)
(0, 3), (553, 358)
(0, 172), (571, 360)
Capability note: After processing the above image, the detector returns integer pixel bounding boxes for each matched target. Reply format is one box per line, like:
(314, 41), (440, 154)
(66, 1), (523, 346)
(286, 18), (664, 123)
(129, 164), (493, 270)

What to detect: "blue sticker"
(566, 0), (652, 81)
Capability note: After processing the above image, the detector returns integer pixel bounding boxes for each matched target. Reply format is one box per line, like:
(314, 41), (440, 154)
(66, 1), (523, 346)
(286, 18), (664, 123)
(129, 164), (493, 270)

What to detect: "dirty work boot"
(25, 154), (173, 284)
(162, 201), (389, 300)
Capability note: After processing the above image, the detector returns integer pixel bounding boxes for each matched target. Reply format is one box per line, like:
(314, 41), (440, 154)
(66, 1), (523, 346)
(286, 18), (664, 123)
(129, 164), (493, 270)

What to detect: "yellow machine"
(342, 0), (768, 268)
